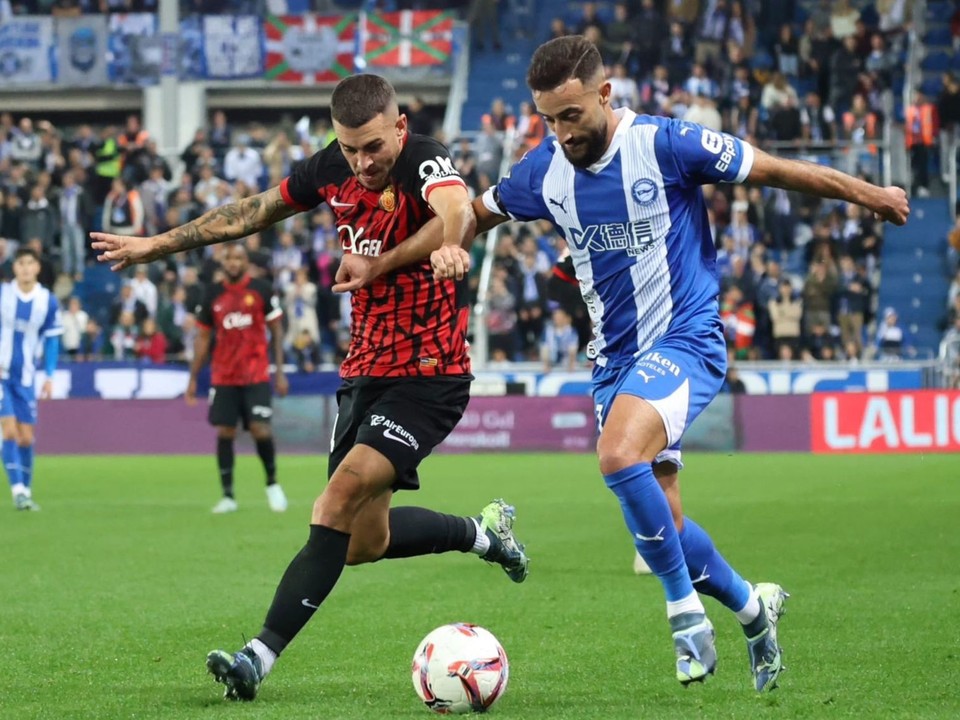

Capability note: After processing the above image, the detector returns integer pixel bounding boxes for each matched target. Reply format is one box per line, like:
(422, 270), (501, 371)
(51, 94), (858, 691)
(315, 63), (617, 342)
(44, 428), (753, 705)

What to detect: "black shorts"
(329, 375), (471, 491)
(208, 383), (273, 430)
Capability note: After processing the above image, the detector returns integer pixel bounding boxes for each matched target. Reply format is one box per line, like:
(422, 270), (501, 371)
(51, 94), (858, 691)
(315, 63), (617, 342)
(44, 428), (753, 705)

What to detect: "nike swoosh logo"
(383, 428), (412, 447)
(301, 598), (319, 609)
(635, 526), (665, 542)
(329, 196), (355, 208)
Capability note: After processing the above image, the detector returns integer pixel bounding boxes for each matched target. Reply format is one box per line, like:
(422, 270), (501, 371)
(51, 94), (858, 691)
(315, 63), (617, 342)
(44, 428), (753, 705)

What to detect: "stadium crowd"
(0, 0), (957, 371)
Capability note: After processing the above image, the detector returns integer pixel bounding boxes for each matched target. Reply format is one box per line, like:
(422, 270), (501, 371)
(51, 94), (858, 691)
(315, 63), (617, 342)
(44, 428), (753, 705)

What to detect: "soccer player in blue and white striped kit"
(428, 37), (910, 690)
(0, 247), (63, 511)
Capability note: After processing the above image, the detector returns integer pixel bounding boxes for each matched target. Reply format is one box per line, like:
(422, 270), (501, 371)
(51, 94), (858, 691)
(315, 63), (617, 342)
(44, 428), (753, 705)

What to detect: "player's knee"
(312, 478), (371, 529)
(17, 430), (33, 447)
(596, 433), (655, 476)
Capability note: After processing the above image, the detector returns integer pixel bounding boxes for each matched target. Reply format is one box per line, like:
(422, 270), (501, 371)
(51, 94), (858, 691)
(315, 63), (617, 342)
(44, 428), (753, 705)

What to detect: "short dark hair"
(526, 36), (604, 93)
(331, 74), (398, 128)
(14, 247), (39, 263)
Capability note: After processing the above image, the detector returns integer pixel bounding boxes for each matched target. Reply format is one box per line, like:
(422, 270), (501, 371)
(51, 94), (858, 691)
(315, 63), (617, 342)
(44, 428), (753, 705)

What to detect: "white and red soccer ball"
(411, 623), (509, 714)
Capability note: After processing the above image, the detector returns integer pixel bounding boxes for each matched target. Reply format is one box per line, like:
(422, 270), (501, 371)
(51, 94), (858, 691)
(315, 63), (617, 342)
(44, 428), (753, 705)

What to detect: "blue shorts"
(592, 329), (726, 468)
(0, 380), (37, 425)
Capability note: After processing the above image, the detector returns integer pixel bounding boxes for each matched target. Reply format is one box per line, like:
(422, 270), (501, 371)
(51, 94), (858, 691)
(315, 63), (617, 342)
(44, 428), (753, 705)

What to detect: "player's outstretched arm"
(747, 148), (910, 225)
(92, 186), (299, 271)
(268, 316), (288, 397)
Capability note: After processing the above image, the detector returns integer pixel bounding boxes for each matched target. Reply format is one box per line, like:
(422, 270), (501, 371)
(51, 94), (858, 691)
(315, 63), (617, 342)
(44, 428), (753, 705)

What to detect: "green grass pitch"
(1, 452), (958, 719)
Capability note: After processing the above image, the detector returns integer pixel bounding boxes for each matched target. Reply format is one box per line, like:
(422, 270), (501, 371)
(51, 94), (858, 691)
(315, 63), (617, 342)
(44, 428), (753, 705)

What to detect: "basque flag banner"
(363, 10), (453, 68)
(264, 13), (355, 84)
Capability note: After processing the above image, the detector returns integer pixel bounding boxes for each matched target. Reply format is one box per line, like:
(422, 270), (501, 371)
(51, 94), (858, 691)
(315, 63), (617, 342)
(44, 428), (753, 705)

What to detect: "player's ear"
(598, 81), (612, 107)
(395, 113), (408, 140)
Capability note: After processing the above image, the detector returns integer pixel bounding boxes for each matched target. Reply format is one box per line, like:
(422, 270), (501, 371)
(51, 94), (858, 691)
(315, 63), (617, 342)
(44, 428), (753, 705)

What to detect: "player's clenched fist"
(430, 246), (470, 280)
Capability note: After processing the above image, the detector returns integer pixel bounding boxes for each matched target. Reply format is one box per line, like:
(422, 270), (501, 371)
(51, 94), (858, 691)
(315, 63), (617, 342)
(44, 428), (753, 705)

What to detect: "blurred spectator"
(263, 131), (296, 187)
(800, 91), (836, 146)
(546, 16), (569, 42)
(470, 0), (501, 51)
(208, 110), (232, 164)
(685, 63), (717, 100)
(875, 307), (906, 360)
(273, 231), (303, 290)
(802, 261), (837, 333)
(720, 285), (755, 359)
(666, 0), (699, 27)
(774, 24), (799, 78)
(949, 266), (960, 309)
(760, 72), (798, 114)
(515, 252), (547, 357)
(78, 317), (104, 361)
(837, 255), (869, 358)
(541, 308), (578, 372)
(61, 297), (88, 358)
(58, 170), (93, 280)
(864, 33), (897, 89)
(662, 21), (693, 88)
(633, 0), (663, 76)
(876, 0), (911, 35)
(483, 98), (515, 132)
(721, 365), (747, 393)
(939, 316), (960, 385)
(515, 101), (546, 158)
(475, 118), (504, 191)
(291, 328), (321, 373)
(284, 267), (320, 355)
(118, 114), (149, 185)
(22, 184), (58, 248)
(803, 321), (839, 361)
(134, 317), (167, 364)
(405, 96), (434, 137)
(487, 272), (517, 360)
(194, 163), (230, 211)
(609, 64), (640, 110)
(576, 1), (604, 35)
(10, 118), (42, 171)
(601, 2), (636, 67)
(110, 282), (148, 326)
(130, 265), (158, 317)
(102, 177), (144, 236)
(939, 73), (960, 133)
(453, 137), (480, 195)
(0, 238), (13, 280)
(829, 36), (862, 111)
(223, 134), (263, 190)
(905, 90), (939, 197)
(157, 285), (190, 353)
(696, 0), (730, 70)
(139, 163), (169, 238)
(107, 310), (139, 360)
(829, 0), (860, 39)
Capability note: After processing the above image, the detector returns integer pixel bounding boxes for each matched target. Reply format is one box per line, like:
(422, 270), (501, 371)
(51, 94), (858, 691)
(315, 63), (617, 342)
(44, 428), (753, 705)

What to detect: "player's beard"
(225, 269), (245, 283)
(561, 120), (608, 169)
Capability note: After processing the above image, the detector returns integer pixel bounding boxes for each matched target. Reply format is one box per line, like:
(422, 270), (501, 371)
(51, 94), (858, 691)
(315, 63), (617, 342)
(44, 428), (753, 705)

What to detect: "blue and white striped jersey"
(0, 283), (63, 386)
(483, 109), (754, 368)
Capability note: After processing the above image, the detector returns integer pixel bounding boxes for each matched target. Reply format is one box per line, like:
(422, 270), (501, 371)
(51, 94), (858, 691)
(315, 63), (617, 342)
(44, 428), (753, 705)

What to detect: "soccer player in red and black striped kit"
(92, 74), (529, 703)
(189, 243), (289, 514)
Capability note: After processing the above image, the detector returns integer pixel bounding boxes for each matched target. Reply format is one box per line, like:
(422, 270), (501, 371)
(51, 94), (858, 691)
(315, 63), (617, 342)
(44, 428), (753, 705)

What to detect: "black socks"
(255, 438), (277, 486)
(216, 437), (234, 498)
(258, 524), (351, 655)
(383, 507), (477, 559)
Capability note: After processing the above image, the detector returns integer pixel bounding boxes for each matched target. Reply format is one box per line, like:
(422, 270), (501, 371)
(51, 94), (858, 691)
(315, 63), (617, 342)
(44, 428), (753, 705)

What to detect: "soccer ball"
(411, 623), (509, 714)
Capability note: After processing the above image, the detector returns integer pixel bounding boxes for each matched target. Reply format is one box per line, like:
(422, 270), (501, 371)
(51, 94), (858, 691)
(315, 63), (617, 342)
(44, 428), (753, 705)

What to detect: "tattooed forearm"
(156, 187), (297, 256)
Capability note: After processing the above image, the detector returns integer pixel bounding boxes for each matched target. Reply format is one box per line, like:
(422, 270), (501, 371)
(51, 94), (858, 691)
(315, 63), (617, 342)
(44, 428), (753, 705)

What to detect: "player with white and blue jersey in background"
(425, 37), (909, 691)
(0, 247), (62, 511)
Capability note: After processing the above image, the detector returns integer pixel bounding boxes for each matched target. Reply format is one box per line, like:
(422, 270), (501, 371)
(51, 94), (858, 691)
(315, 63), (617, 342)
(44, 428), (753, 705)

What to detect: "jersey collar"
(14, 282), (40, 302)
(223, 274), (251, 291)
(585, 107), (636, 175)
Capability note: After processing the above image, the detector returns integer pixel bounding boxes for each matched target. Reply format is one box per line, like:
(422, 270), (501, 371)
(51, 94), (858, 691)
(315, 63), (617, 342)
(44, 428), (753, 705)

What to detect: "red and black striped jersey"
(196, 275), (282, 386)
(279, 133), (470, 378)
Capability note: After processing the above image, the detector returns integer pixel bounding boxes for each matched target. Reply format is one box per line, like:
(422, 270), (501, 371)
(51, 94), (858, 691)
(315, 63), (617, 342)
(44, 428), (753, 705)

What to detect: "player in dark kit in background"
(189, 243), (289, 514)
(91, 73), (529, 703)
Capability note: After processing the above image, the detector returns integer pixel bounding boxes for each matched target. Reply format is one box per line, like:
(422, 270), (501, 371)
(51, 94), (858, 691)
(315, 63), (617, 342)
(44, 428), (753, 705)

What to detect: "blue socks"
(679, 517), (751, 613)
(2, 438), (22, 489)
(604, 463), (694, 604)
(19, 444), (33, 488)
